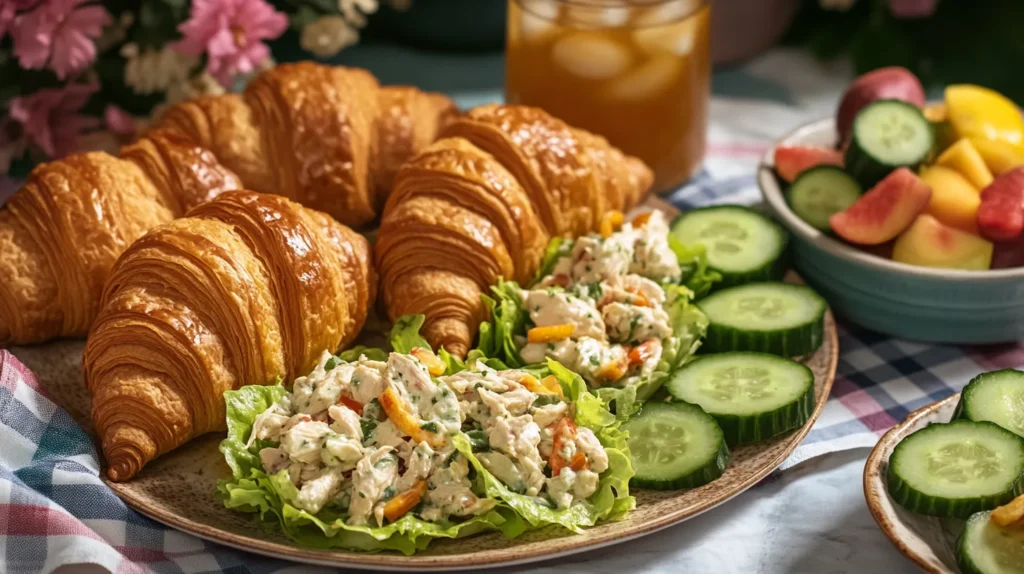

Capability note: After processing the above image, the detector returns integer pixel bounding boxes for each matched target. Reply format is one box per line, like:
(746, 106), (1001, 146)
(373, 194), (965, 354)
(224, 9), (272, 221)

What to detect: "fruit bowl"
(759, 118), (1024, 344)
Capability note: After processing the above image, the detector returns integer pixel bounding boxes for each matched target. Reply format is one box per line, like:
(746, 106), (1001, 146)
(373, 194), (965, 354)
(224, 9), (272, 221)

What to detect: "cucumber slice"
(664, 352), (814, 445)
(670, 205), (789, 288)
(958, 510), (1024, 574)
(623, 401), (729, 490)
(845, 99), (934, 188)
(887, 420), (1024, 519)
(786, 166), (863, 232)
(696, 282), (827, 356)
(955, 369), (1024, 439)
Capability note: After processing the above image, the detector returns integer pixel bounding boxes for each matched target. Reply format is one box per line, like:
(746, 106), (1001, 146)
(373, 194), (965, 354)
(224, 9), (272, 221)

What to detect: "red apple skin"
(774, 146), (844, 183)
(977, 166), (1024, 242)
(836, 67), (926, 143)
(829, 168), (933, 245)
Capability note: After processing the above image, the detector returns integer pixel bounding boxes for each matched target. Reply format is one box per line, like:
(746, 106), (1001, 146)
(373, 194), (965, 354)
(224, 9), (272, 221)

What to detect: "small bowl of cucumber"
(865, 369), (1024, 574)
(758, 66), (1024, 344)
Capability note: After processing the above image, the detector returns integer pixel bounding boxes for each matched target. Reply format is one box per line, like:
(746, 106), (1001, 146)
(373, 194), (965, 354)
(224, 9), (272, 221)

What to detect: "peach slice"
(919, 165), (980, 234)
(893, 214), (993, 270)
(774, 145), (844, 183)
(936, 139), (994, 189)
(830, 167), (932, 245)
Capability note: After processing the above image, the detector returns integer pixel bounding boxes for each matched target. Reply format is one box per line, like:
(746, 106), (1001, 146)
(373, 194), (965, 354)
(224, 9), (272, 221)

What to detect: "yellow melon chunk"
(936, 138), (994, 189)
(919, 165), (981, 234)
(970, 137), (1024, 175)
(893, 214), (993, 270)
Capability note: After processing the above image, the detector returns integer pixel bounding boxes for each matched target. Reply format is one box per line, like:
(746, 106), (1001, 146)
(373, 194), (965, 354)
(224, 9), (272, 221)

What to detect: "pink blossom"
(103, 104), (136, 136)
(9, 82), (100, 158)
(12, 0), (111, 79)
(1, 0), (38, 40)
(888, 0), (937, 18)
(171, 0), (287, 87)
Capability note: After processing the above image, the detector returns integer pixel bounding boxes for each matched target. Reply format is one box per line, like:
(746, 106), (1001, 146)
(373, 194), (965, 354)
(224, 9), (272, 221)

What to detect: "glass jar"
(506, 0), (711, 193)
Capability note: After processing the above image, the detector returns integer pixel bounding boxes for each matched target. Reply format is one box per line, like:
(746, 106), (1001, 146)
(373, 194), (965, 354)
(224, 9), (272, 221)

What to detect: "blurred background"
(0, 0), (1017, 194)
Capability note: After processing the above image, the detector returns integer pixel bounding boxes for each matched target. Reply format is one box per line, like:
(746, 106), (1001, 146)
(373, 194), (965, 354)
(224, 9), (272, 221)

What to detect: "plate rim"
(862, 393), (961, 574)
(104, 311), (838, 571)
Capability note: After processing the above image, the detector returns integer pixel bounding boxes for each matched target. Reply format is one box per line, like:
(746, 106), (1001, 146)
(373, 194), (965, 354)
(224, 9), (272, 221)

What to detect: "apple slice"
(893, 214), (993, 270)
(774, 145), (843, 183)
(977, 167), (1024, 242)
(829, 167), (932, 245)
(836, 67), (926, 143)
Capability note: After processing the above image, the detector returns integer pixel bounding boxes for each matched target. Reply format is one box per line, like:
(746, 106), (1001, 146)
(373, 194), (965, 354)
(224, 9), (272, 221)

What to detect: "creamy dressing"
(448, 363), (608, 509)
(249, 351), (491, 525)
(249, 350), (611, 524)
(519, 211), (681, 388)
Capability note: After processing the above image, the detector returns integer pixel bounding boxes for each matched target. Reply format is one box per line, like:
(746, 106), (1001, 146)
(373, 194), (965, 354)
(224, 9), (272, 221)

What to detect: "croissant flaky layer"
(155, 62), (458, 229)
(376, 104), (653, 357)
(0, 130), (242, 346)
(83, 191), (376, 481)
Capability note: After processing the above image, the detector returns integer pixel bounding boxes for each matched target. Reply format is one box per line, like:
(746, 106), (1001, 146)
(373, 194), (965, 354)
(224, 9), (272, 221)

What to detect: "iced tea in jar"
(506, 0), (711, 192)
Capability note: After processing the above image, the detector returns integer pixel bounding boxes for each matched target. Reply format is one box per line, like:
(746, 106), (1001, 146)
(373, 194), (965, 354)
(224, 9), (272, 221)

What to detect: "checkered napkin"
(3, 50), (1022, 574)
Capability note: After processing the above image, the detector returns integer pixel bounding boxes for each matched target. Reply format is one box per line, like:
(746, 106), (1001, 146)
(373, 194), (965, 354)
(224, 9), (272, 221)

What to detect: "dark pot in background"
(370, 0), (507, 52)
(711, 0), (801, 65)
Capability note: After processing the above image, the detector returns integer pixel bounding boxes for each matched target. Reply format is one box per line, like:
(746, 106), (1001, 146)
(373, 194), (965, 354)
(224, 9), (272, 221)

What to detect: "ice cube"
(631, 0), (702, 27)
(519, 0), (559, 41)
(604, 56), (681, 101)
(632, 17), (697, 56)
(552, 33), (632, 80)
(560, 4), (631, 29)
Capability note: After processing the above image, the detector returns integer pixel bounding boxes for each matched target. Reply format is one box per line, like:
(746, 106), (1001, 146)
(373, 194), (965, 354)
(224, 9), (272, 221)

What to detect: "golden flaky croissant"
(83, 191), (376, 481)
(0, 130), (242, 346)
(376, 104), (653, 357)
(155, 62), (458, 228)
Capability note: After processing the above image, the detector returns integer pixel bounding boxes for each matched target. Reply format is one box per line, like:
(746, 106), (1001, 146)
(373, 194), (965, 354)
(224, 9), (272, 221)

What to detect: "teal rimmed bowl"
(759, 118), (1024, 344)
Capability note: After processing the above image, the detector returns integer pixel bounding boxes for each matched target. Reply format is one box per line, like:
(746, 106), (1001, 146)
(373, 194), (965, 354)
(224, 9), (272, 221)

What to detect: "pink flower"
(104, 104), (136, 136)
(9, 82), (100, 158)
(12, 0), (111, 80)
(171, 0), (287, 87)
(888, 0), (937, 18)
(0, 0), (39, 40)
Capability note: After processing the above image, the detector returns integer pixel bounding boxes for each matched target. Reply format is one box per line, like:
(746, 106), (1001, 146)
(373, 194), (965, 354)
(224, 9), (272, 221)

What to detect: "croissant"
(0, 130), (242, 346)
(155, 62), (458, 228)
(375, 104), (652, 357)
(83, 191), (376, 481)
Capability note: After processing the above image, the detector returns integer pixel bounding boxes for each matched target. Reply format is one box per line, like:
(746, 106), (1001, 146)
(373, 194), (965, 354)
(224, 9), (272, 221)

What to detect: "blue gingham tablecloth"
(2, 48), (1018, 574)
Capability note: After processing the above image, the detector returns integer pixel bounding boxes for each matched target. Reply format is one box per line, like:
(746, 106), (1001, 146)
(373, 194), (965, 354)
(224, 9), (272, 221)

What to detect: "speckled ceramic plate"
(15, 312), (836, 571)
(14, 199), (839, 571)
(864, 394), (962, 574)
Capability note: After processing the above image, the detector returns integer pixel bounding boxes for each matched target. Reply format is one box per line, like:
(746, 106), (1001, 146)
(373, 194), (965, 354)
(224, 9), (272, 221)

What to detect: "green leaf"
(389, 315), (432, 354)
(221, 383), (288, 478)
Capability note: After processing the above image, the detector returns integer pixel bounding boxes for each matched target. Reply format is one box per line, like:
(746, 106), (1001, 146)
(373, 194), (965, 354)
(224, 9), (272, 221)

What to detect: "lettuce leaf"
(530, 237), (570, 287)
(477, 280), (528, 368)
(218, 384), (523, 554)
(458, 358), (634, 532)
(389, 314), (432, 354)
(669, 235), (721, 299)
(594, 284), (708, 417)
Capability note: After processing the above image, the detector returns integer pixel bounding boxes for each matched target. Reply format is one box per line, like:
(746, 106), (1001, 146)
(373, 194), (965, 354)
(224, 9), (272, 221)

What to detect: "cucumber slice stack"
(665, 352), (815, 445)
(786, 166), (863, 232)
(697, 282), (827, 357)
(845, 99), (934, 188)
(887, 420), (1024, 519)
(670, 206), (789, 288)
(623, 401), (729, 490)
(958, 510), (1024, 574)
(955, 369), (1024, 439)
